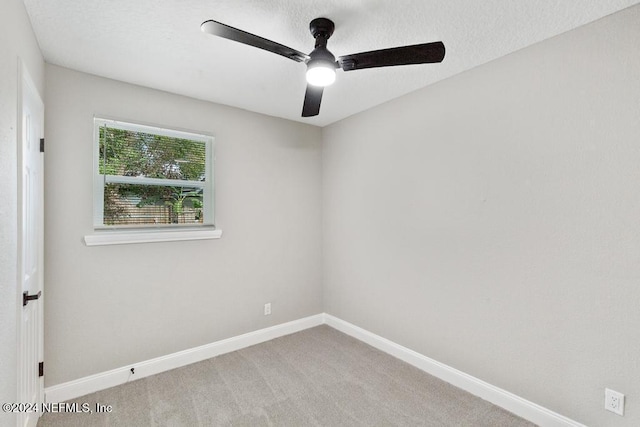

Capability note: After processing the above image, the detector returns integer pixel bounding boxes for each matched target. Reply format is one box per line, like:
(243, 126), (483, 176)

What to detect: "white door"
(17, 63), (44, 427)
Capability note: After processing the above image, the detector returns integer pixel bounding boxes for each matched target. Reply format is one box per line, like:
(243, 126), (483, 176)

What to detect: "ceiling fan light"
(306, 60), (336, 87)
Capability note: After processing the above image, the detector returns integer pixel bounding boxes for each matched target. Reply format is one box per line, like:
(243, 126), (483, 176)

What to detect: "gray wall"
(0, 0), (44, 425)
(44, 65), (323, 386)
(323, 5), (640, 427)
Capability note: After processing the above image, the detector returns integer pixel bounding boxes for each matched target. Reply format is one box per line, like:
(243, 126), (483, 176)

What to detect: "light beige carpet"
(38, 325), (536, 426)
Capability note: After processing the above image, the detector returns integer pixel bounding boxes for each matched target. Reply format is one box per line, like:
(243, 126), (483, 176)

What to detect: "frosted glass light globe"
(306, 61), (336, 87)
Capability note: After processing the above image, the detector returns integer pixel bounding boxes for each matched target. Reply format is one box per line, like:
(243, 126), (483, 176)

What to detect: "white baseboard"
(45, 314), (324, 404)
(323, 314), (585, 427)
(45, 312), (584, 427)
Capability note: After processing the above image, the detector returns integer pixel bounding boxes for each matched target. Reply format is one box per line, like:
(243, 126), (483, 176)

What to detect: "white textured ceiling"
(23, 0), (640, 126)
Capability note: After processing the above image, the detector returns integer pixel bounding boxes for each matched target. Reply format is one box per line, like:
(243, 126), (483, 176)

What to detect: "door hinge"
(39, 138), (44, 153)
(38, 361), (44, 377)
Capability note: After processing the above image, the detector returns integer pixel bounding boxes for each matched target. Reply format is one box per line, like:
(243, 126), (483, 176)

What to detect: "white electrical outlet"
(264, 303), (271, 316)
(605, 388), (624, 416)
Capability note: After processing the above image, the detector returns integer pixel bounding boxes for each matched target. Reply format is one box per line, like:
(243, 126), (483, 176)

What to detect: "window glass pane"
(104, 183), (204, 226)
(99, 127), (206, 181)
(94, 119), (213, 230)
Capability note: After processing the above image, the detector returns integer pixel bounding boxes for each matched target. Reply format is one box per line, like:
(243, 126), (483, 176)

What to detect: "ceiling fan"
(201, 18), (445, 117)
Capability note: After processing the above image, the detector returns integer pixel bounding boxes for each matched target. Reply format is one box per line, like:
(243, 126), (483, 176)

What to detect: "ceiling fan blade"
(201, 20), (309, 63)
(302, 85), (323, 117)
(338, 41), (445, 71)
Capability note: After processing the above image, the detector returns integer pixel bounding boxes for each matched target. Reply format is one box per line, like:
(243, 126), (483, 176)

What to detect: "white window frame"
(85, 117), (221, 246)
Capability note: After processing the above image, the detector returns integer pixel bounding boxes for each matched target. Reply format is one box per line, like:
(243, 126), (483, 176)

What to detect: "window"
(87, 118), (219, 245)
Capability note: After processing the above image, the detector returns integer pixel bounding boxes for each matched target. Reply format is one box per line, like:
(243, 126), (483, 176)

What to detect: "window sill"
(84, 228), (222, 246)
